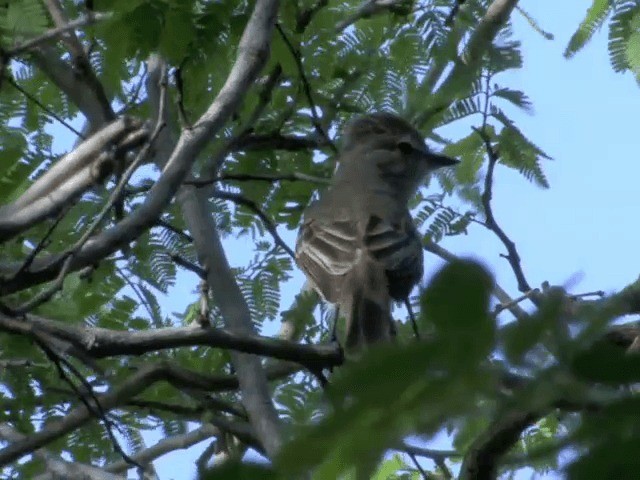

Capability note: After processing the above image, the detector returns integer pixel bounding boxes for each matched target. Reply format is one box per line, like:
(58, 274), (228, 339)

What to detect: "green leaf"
(200, 462), (279, 480)
(608, 1), (640, 72)
(568, 439), (640, 479)
(625, 11), (640, 74)
(159, 9), (197, 63)
(372, 454), (407, 480)
(492, 87), (533, 113)
(564, 0), (612, 58)
(571, 340), (640, 384)
(420, 259), (496, 370)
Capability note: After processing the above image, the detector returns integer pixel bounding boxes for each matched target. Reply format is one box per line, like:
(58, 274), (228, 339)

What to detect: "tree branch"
(475, 127), (531, 293)
(211, 189), (296, 260)
(105, 422), (257, 474)
(0, 424), (124, 480)
(0, 312), (341, 370)
(459, 408), (540, 480)
(188, 171), (330, 186)
(0, 1), (280, 296)
(0, 359), (296, 467)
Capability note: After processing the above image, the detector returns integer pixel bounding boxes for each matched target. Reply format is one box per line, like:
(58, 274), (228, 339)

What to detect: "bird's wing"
(295, 212), (360, 304)
(363, 213), (424, 301)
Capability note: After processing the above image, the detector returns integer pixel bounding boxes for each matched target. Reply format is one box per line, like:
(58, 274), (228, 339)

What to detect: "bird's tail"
(343, 260), (393, 353)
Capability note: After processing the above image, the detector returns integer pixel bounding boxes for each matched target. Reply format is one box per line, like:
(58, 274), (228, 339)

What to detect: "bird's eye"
(397, 141), (414, 155)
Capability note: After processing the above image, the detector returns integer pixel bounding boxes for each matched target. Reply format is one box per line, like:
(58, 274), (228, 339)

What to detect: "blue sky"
(42, 3), (640, 479)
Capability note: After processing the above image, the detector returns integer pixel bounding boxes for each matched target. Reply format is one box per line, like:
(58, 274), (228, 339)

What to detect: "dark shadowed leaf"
(571, 340), (640, 384)
(199, 462), (279, 480)
(420, 259), (496, 370)
(567, 439), (640, 480)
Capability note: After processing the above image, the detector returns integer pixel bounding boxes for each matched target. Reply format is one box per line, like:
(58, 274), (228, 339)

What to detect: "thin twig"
(156, 218), (193, 243)
(170, 253), (207, 279)
(14, 204), (71, 277)
(7, 77), (84, 137)
(34, 336), (141, 469)
(173, 65), (191, 128)
(211, 190), (296, 260)
(407, 452), (430, 479)
(475, 126), (531, 293)
(493, 289), (538, 316)
(445, 0), (467, 26)
(274, 23), (337, 153)
(187, 171), (330, 187)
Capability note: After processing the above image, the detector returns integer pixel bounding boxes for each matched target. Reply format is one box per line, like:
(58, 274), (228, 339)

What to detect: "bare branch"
(274, 24), (336, 153)
(188, 171), (330, 186)
(170, 253), (207, 279)
(0, 311), (341, 370)
(418, 0), (521, 124)
(474, 126), (531, 293)
(459, 408), (540, 480)
(0, 118), (144, 243)
(156, 218), (194, 243)
(144, 4), (286, 457)
(31, 46), (115, 128)
(402, 443), (458, 462)
(105, 423), (256, 473)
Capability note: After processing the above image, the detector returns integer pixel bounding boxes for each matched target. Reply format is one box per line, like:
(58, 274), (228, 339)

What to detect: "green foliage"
(0, 0), (48, 42)
(199, 462), (278, 480)
(2, 1), (630, 479)
(566, 0), (640, 81)
(278, 261), (495, 477)
(565, 0), (613, 58)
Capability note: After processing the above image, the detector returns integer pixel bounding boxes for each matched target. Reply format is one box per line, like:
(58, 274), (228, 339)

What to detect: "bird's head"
(341, 112), (459, 173)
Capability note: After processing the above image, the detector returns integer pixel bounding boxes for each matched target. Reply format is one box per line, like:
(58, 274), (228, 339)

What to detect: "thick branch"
(31, 46), (114, 128)
(0, 312), (341, 369)
(105, 422), (256, 473)
(143, 0), (286, 459)
(0, 118), (144, 243)
(459, 408), (539, 480)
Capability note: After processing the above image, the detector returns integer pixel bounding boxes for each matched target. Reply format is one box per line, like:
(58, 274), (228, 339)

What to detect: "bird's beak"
(420, 149), (459, 167)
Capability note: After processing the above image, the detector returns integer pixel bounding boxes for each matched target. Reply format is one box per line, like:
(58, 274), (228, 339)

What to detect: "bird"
(295, 112), (458, 352)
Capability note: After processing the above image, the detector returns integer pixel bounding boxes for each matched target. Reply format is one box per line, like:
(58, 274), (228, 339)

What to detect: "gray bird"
(295, 112), (458, 352)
